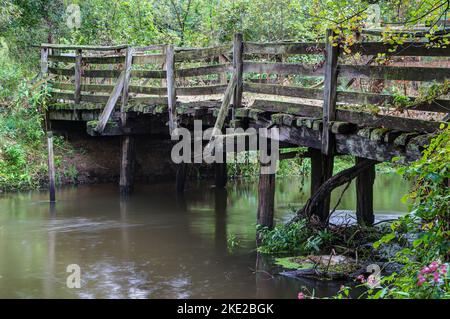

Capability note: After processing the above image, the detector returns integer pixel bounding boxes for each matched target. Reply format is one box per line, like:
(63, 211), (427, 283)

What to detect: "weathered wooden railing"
(41, 31), (449, 143)
(41, 31), (449, 226)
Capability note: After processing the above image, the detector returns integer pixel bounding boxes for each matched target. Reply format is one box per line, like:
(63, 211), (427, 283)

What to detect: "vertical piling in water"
(119, 135), (135, 196)
(214, 162), (227, 188)
(310, 147), (334, 222)
(257, 162), (275, 230)
(47, 132), (56, 203)
(176, 163), (187, 193)
(356, 157), (376, 226)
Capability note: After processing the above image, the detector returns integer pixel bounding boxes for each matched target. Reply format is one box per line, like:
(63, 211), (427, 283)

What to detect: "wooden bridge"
(40, 31), (448, 228)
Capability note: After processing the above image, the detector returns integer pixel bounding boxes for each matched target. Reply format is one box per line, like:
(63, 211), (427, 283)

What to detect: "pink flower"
(356, 274), (366, 283)
(429, 261), (439, 272)
(297, 292), (305, 299)
(440, 264), (447, 274)
(420, 267), (431, 274)
(417, 275), (426, 286)
(367, 275), (379, 287)
(433, 272), (440, 283)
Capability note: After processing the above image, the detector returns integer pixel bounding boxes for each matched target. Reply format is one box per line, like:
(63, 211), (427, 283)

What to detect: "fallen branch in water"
(289, 158), (378, 226)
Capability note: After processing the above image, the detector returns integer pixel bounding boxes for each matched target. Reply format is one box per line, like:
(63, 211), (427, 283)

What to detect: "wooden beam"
(243, 61), (324, 76)
(356, 157), (376, 226)
(257, 162), (275, 229)
(233, 33), (244, 120)
(119, 135), (135, 196)
(74, 49), (82, 104)
(310, 148), (334, 222)
(41, 43), (129, 51)
(95, 71), (125, 133)
(322, 29), (339, 155)
(166, 44), (177, 134)
(121, 47), (133, 127)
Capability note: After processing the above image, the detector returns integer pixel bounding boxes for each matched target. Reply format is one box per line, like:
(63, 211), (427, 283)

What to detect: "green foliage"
(359, 125), (449, 299)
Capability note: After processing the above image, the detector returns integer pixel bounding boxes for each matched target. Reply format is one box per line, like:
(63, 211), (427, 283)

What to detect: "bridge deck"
(40, 32), (449, 226)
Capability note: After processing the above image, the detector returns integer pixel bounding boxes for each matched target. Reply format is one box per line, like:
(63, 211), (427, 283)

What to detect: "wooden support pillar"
(310, 147), (334, 222)
(232, 33), (243, 120)
(322, 29), (339, 155)
(166, 44), (177, 135)
(47, 132), (56, 203)
(74, 49), (82, 104)
(257, 162), (275, 229)
(119, 135), (135, 196)
(218, 55), (227, 84)
(356, 157), (376, 226)
(121, 47), (133, 127)
(176, 163), (187, 193)
(214, 161), (227, 188)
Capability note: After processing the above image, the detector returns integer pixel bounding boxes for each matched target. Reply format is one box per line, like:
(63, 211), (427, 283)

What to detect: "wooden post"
(40, 47), (49, 76)
(166, 44), (177, 134)
(257, 162), (275, 229)
(356, 157), (376, 226)
(322, 29), (339, 155)
(119, 135), (135, 196)
(215, 162), (227, 188)
(121, 47), (133, 127)
(310, 147), (334, 222)
(47, 132), (56, 203)
(218, 54), (227, 84)
(176, 163), (187, 193)
(232, 33), (244, 121)
(74, 49), (82, 104)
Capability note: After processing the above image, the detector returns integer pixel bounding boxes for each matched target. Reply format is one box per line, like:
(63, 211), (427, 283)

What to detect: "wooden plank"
(339, 65), (450, 82)
(251, 100), (323, 117)
(74, 49), (82, 104)
(175, 44), (232, 62)
(177, 84), (227, 96)
(96, 71), (126, 133)
(131, 69), (166, 79)
(121, 47), (133, 127)
(53, 69), (166, 79)
(322, 29), (339, 155)
(41, 43), (128, 51)
(233, 33), (244, 120)
(166, 44), (177, 134)
(48, 67), (75, 76)
(244, 42), (325, 55)
(244, 82), (323, 99)
(337, 91), (450, 113)
(49, 55), (126, 64)
(356, 157), (375, 226)
(176, 64), (231, 77)
(129, 96), (168, 105)
(251, 99), (443, 132)
(132, 54), (165, 64)
(133, 44), (166, 52)
(51, 91), (112, 103)
(243, 61), (324, 76)
(351, 42), (450, 57)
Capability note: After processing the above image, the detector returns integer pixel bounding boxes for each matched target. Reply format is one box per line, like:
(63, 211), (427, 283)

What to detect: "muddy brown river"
(0, 175), (410, 298)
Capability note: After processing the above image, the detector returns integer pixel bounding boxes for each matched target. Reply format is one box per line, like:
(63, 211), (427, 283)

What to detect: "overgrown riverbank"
(257, 126), (449, 299)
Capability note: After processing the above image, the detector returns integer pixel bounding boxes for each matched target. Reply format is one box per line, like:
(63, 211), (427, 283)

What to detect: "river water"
(0, 174), (410, 299)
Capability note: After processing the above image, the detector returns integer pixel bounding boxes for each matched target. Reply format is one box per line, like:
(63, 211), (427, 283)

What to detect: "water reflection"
(0, 174), (410, 298)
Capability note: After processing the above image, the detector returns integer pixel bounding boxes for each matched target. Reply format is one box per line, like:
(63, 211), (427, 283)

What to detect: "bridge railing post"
(166, 44), (177, 135)
(40, 47), (49, 77)
(312, 29), (339, 224)
(232, 33), (244, 121)
(74, 49), (82, 105)
(322, 28), (339, 156)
